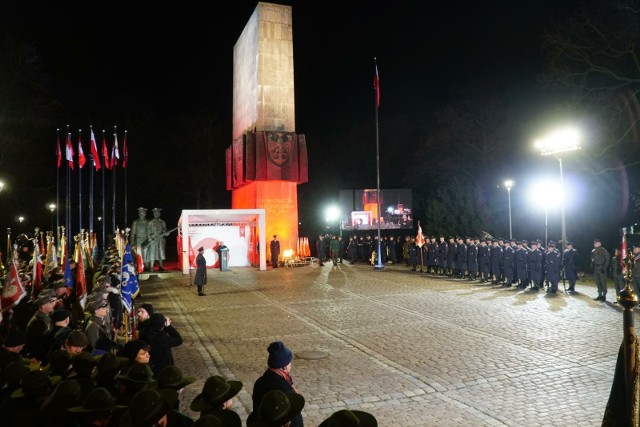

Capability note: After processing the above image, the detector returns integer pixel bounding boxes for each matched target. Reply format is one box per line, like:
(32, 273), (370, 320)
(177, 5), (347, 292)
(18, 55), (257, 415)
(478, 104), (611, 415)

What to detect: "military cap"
(516, 241), (522, 245)
(152, 207), (162, 213)
(566, 241), (573, 246)
(594, 239), (601, 243)
(522, 240), (529, 244)
(51, 309), (72, 323)
(548, 242), (556, 248)
(510, 238), (516, 243)
(137, 207), (147, 212)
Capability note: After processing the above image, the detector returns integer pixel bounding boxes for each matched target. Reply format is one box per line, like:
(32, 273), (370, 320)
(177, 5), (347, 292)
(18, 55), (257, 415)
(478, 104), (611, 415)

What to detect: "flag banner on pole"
(66, 133), (75, 170)
(1, 259), (27, 312)
(416, 223), (425, 248)
(78, 134), (86, 169)
(56, 133), (62, 169)
(122, 131), (128, 168)
(63, 257), (74, 289)
(111, 133), (120, 169)
(75, 239), (87, 309)
(102, 133), (111, 170)
(373, 63), (380, 108)
(90, 128), (101, 171)
(32, 241), (43, 296)
(120, 243), (139, 312)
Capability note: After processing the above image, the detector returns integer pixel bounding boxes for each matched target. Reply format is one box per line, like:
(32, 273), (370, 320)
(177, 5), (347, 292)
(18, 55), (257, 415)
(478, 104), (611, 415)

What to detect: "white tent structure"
(178, 209), (267, 273)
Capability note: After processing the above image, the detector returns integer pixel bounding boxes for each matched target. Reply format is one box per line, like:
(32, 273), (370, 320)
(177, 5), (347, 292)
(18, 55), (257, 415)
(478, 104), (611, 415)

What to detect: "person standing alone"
(195, 246), (207, 296)
(270, 235), (280, 269)
(591, 239), (610, 301)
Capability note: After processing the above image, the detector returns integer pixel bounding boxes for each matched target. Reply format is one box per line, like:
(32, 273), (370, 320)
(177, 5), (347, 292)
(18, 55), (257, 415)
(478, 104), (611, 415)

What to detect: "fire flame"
(283, 249), (294, 258)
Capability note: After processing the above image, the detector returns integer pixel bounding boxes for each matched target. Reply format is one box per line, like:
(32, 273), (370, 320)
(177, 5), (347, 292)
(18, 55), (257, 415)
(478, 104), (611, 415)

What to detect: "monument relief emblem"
(266, 131), (294, 167)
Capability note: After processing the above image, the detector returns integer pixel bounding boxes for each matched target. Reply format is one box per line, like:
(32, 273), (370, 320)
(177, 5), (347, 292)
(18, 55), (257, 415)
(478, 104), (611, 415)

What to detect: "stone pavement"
(137, 262), (625, 426)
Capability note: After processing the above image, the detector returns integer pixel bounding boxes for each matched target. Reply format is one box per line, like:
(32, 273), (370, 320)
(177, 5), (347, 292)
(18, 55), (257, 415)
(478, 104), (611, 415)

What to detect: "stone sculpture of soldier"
(148, 208), (168, 271)
(131, 207), (150, 270)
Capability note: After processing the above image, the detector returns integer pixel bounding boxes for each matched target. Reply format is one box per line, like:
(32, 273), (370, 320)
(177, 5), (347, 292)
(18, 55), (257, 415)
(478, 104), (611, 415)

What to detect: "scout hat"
(190, 375), (243, 412)
(247, 390), (305, 427)
(319, 409), (378, 426)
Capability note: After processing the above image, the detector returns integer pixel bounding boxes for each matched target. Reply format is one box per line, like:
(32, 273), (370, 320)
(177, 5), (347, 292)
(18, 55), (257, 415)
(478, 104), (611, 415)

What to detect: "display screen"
(338, 189), (413, 230)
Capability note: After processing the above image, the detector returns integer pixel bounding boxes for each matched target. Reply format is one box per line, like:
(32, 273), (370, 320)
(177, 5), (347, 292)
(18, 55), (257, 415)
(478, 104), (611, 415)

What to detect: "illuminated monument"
(226, 2), (308, 265)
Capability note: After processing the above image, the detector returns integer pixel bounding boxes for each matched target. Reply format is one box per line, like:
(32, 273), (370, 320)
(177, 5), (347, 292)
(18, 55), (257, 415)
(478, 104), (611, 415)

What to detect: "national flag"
(32, 242), (43, 296)
(78, 133), (86, 169)
(102, 132), (111, 170)
(122, 131), (128, 168)
(56, 133), (62, 169)
(66, 133), (75, 170)
(120, 244), (139, 312)
(416, 223), (426, 248)
(373, 63), (380, 108)
(1, 259), (27, 312)
(111, 133), (120, 169)
(601, 341), (640, 425)
(5, 232), (12, 271)
(63, 257), (74, 289)
(44, 238), (57, 278)
(90, 128), (101, 171)
(75, 240), (87, 309)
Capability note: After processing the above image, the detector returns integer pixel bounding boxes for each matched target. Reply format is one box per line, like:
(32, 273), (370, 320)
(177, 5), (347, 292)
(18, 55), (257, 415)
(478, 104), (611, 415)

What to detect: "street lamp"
(530, 180), (562, 247)
(48, 203), (56, 233)
(325, 206), (340, 237)
(0, 181), (4, 193)
(504, 180), (514, 240)
(534, 127), (581, 251)
(18, 216), (25, 224)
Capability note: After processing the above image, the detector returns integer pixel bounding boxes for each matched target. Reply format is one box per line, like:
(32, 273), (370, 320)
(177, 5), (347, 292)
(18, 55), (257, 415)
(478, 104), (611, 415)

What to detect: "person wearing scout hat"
(319, 409), (378, 426)
(251, 341), (303, 426)
(190, 375), (243, 415)
(5, 369), (61, 426)
(115, 362), (157, 405)
(192, 412), (242, 427)
(92, 352), (129, 395)
(131, 207), (150, 270)
(195, 246), (207, 296)
(0, 329), (27, 370)
(157, 365), (196, 391)
(67, 387), (127, 427)
(119, 388), (171, 427)
(39, 378), (83, 423)
(247, 389), (305, 427)
(24, 288), (57, 360)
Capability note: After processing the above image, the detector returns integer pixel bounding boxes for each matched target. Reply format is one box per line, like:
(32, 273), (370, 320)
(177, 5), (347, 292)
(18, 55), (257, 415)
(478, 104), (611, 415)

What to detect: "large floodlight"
(530, 180), (562, 247)
(534, 127), (581, 156)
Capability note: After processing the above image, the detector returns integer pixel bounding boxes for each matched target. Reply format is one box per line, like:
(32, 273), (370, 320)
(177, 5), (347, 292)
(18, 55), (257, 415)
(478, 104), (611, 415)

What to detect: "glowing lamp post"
(530, 181), (562, 247)
(534, 128), (581, 251)
(0, 181), (4, 193)
(325, 206), (340, 237)
(504, 180), (514, 240)
(48, 203), (56, 234)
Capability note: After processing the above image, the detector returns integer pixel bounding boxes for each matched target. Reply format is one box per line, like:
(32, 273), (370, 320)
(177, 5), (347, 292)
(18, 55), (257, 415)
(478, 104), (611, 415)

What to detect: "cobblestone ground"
(137, 263), (625, 426)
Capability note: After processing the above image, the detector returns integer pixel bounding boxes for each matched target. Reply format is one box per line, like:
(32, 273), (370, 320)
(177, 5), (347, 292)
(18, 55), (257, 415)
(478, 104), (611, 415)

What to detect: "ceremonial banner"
(1, 259), (27, 312)
(120, 244), (139, 312)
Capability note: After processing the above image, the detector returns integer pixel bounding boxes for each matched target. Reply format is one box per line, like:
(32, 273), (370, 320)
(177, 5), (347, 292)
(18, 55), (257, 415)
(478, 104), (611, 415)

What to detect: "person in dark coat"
(489, 240), (503, 284)
(502, 240), (516, 287)
(315, 235), (326, 266)
(455, 237), (467, 279)
(251, 341), (304, 427)
(194, 247), (207, 296)
(466, 239), (478, 281)
(24, 289), (57, 361)
(515, 241), (529, 288)
(447, 237), (456, 276)
(545, 242), (562, 294)
(437, 236), (448, 275)
(270, 235), (280, 268)
(139, 313), (183, 376)
(563, 241), (579, 293)
(528, 241), (544, 291)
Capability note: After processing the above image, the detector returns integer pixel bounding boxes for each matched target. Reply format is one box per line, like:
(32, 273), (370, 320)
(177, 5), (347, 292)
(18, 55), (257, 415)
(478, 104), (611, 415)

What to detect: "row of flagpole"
(55, 126), (128, 258)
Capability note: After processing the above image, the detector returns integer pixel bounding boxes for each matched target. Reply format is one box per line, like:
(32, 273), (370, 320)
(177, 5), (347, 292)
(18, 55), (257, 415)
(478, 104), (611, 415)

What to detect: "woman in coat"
(194, 246), (207, 296)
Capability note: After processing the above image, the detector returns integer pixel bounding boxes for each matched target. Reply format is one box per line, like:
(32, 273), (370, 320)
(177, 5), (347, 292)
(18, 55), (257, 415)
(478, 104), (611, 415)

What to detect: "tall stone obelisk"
(226, 2), (308, 266)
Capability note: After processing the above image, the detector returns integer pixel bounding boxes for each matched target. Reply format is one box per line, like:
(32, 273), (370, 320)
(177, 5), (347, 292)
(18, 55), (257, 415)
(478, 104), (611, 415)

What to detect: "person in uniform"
(131, 207), (150, 271)
(477, 239), (490, 283)
(338, 235), (345, 264)
(270, 235), (280, 268)
(347, 236), (357, 264)
(591, 239), (610, 301)
(437, 236), (448, 276)
(545, 242), (562, 294)
(24, 289), (57, 361)
(611, 247), (624, 300)
(195, 246), (207, 296)
(528, 241), (544, 291)
(358, 236), (366, 263)
(563, 241), (579, 293)
(329, 235), (340, 266)
(455, 237), (467, 279)
(515, 241), (528, 289)
(466, 238), (478, 281)
(408, 238), (418, 271)
(502, 239), (515, 287)
(316, 235), (326, 266)
(147, 208), (167, 271)
(447, 236), (456, 277)
(490, 240), (503, 284)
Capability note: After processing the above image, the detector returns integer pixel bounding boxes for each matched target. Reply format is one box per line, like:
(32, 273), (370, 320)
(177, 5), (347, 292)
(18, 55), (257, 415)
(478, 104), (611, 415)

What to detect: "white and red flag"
(111, 133), (120, 168)
(90, 128), (101, 171)
(78, 133), (86, 168)
(66, 133), (75, 170)
(1, 259), (27, 312)
(102, 132), (111, 170)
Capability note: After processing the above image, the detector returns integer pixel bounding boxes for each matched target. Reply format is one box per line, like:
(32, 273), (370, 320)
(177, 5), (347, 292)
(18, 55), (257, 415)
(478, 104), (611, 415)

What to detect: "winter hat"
(138, 303), (154, 317)
(66, 330), (89, 348)
(267, 341), (293, 369)
(51, 309), (72, 323)
(3, 329), (27, 347)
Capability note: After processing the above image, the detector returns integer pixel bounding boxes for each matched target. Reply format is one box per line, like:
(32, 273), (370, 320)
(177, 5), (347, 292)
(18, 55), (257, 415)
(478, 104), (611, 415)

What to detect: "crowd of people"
(316, 233), (638, 303)
(0, 231), (379, 426)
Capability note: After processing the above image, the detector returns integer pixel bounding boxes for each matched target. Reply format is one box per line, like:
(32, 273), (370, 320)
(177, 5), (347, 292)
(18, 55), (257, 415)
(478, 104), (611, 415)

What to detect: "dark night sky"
(5, 0), (624, 249)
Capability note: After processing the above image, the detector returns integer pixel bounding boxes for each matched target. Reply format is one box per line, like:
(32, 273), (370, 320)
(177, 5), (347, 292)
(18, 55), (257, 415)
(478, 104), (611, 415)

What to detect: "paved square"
(141, 263), (623, 425)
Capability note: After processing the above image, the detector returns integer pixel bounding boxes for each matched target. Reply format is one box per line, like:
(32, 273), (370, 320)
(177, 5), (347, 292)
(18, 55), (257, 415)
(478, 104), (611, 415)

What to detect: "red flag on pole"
(102, 132), (111, 170)
(90, 128), (101, 171)
(1, 259), (27, 312)
(56, 132), (62, 169)
(122, 131), (128, 168)
(373, 62), (380, 108)
(78, 133), (86, 169)
(111, 133), (119, 168)
(66, 133), (75, 170)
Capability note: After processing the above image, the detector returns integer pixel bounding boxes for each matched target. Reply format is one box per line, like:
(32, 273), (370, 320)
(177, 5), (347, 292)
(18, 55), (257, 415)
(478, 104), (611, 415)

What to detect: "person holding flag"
(120, 243), (140, 336)
(415, 221), (426, 272)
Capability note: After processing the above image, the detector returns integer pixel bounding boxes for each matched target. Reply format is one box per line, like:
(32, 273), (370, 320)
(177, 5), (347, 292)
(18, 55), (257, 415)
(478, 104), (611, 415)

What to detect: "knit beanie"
(267, 341), (293, 369)
(139, 303), (154, 317)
